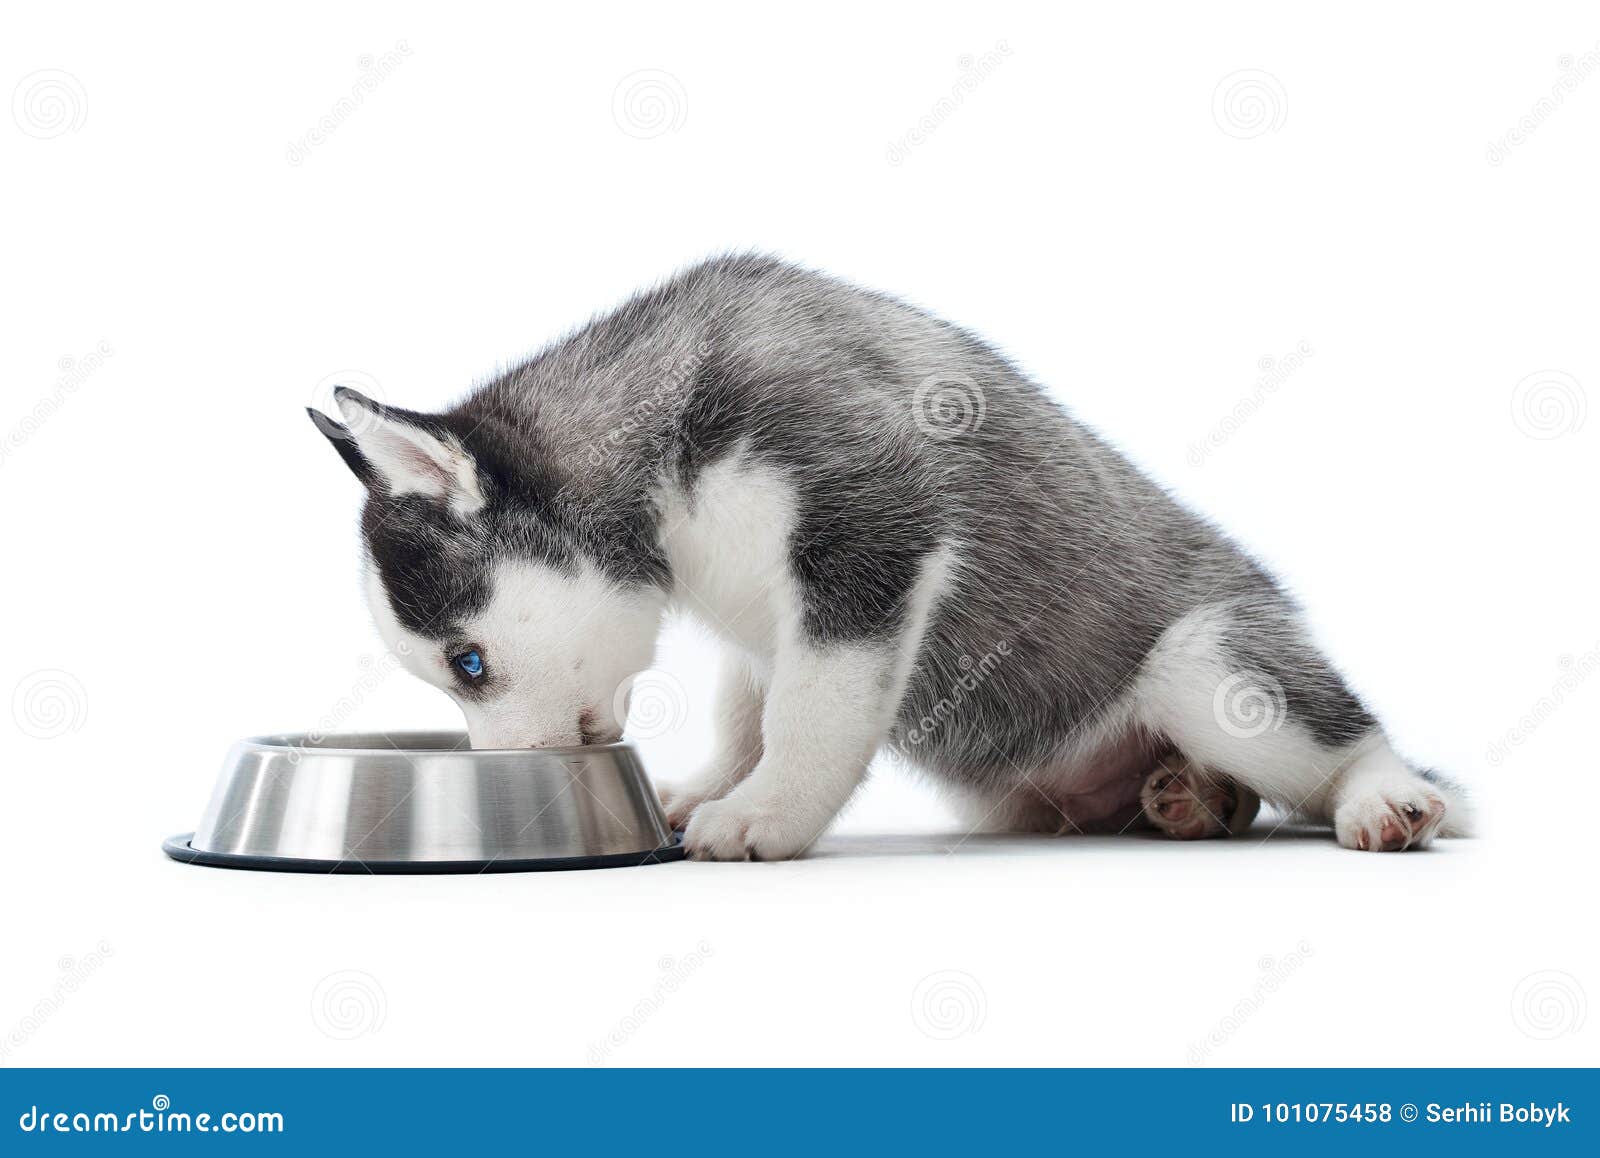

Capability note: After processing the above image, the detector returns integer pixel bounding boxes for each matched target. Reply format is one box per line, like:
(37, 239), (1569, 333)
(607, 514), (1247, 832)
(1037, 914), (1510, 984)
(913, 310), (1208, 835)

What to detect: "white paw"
(1334, 778), (1447, 851)
(1140, 756), (1259, 839)
(658, 758), (756, 829)
(658, 781), (721, 830)
(682, 793), (815, 861)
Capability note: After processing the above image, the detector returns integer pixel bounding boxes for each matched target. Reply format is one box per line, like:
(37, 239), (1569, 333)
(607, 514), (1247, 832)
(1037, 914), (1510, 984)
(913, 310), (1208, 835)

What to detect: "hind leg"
(1138, 604), (1466, 851)
(1158, 721), (1452, 850)
(1157, 717), (1453, 850)
(1329, 743), (1453, 851)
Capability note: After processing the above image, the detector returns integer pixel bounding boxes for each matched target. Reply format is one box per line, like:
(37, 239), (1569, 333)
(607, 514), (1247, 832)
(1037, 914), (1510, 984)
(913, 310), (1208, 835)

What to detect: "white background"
(2, 2), (1596, 1067)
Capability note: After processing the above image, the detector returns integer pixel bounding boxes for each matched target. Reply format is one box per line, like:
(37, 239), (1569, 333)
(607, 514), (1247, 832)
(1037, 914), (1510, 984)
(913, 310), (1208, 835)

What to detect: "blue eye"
(453, 650), (483, 678)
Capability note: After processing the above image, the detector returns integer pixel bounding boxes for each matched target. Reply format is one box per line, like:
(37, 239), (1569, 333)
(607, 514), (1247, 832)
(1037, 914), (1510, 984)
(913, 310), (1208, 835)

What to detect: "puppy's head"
(308, 389), (663, 748)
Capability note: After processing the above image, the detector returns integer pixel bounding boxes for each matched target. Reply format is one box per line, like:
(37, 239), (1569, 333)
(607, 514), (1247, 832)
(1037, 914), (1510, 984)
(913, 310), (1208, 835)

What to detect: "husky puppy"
(309, 255), (1467, 859)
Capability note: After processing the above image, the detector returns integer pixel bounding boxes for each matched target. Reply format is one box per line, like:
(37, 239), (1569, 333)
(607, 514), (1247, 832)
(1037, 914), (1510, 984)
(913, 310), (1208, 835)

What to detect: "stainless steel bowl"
(163, 731), (683, 873)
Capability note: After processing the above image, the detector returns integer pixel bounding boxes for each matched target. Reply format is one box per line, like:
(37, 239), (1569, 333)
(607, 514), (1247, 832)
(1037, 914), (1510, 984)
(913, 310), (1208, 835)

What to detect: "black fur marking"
(307, 408), (375, 486)
(674, 350), (945, 641)
(361, 497), (491, 638)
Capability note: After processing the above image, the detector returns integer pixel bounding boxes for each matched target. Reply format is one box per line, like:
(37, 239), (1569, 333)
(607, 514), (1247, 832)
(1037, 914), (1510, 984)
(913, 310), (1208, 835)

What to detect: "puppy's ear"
(307, 388), (487, 517)
(307, 406), (376, 486)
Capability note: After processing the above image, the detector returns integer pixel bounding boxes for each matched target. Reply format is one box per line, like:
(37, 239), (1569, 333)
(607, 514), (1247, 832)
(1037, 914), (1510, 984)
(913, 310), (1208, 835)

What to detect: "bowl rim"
(238, 730), (635, 758)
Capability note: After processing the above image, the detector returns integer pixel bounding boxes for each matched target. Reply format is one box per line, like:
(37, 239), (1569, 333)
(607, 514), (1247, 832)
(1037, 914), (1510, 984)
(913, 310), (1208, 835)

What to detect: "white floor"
(3, 761), (1589, 1069)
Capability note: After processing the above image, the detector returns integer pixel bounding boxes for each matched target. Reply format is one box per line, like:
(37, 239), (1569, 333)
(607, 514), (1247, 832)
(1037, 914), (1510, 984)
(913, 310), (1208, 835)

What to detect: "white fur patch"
(365, 556), (664, 749)
(656, 444), (798, 660)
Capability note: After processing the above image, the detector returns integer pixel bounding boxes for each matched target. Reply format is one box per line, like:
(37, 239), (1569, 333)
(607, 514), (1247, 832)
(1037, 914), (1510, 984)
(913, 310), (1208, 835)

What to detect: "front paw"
(658, 782), (718, 830)
(682, 794), (814, 861)
(658, 758), (756, 829)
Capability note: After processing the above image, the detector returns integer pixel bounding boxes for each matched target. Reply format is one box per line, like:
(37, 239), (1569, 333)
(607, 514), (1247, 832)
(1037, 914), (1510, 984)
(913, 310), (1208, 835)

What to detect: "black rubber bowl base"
(162, 832), (686, 874)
